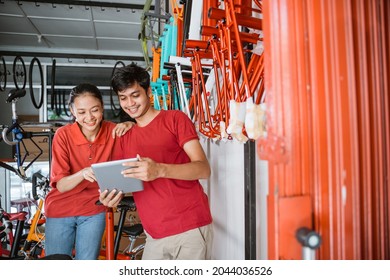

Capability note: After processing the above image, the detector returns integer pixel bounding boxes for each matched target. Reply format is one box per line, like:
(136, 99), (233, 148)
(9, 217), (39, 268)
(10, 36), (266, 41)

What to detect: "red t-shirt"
(113, 110), (212, 238)
(45, 121), (116, 218)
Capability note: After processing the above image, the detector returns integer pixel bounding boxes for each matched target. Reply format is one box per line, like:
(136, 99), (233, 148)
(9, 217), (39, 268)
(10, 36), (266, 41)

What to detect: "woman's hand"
(82, 167), (97, 182)
(57, 166), (97, 192)
(112, 121), (135, 138)
(99, 189), (123, 208)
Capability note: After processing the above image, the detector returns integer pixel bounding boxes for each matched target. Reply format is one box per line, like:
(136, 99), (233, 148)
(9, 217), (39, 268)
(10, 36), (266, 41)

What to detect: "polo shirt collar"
(70, 121), (107, 145)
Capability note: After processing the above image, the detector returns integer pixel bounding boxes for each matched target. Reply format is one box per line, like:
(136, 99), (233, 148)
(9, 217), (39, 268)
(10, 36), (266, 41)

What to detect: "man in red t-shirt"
(100, 64), (213, 260)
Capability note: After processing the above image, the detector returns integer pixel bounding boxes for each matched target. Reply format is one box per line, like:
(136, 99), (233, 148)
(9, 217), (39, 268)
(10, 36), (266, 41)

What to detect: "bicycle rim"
(0, 56), (7, 91)
(13, 56), (26, 90)
(50, 59), (62, 116)
(62, 89), (70, 117)
(28, 57), (44, 109)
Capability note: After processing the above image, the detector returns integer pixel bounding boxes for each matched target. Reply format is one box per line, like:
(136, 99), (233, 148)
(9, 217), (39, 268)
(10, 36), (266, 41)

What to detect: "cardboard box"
(12, 123), (60, 162)
(18, 115), (39, 123)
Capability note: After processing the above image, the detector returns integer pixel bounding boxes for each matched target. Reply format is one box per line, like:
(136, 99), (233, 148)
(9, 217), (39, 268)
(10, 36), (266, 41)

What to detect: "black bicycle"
(0, 89), (55, 180)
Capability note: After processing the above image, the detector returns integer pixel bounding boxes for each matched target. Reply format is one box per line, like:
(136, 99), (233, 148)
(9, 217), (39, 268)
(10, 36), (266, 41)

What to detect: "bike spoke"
(13, 56), (26, 90)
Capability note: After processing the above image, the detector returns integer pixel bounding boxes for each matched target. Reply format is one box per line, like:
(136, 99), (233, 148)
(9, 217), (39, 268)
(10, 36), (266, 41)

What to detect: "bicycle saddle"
(121, 223), (143, 237)
(6, 89), (26, 103)
(117, 196), (136, 211)
(94, 195), (136, 210)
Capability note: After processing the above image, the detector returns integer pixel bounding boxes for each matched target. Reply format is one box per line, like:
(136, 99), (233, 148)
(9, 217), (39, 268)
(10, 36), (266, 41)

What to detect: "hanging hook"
(52, 3), (56, 8)
(68, 58), (72, 63)
(35, 2), (39, 7)
(69, 4), (73, 9)
(85, 6), (89, 10)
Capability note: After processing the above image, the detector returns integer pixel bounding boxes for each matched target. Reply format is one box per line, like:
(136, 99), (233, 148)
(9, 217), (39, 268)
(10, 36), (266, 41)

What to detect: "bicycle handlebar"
(32, 171), (48, 201)
(2, 125), (54, 146)
(2, 126), (17, 146)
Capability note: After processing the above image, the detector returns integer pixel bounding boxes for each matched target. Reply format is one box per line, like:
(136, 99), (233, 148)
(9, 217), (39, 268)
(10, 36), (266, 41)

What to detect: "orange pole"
(25, 199), (45, 243)
(105, 208), (115, 260)
(208, 7), (262, 30)
(152, 47), (161, 82)
(202, 0), (219, 41)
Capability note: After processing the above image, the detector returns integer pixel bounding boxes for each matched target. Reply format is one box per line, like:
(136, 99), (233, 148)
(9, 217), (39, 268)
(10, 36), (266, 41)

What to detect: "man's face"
(117, 83), (151, 120)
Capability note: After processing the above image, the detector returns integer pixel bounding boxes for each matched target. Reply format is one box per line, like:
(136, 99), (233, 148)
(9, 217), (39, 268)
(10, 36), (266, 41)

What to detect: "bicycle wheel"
(0, 56), (7, 91)
(28, 57), (44, 109)
(52, 90), (62, 116)
(62, 89), (70, 117)
(13, 56), (26, 90)
(50, 59), (56, 111)
(50, 59), (62, 116)
(110, 61), (125, 117)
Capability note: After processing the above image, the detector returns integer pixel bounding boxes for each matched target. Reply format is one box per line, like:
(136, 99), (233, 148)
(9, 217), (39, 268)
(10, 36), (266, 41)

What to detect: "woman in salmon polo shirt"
(44, 83), (133, 260)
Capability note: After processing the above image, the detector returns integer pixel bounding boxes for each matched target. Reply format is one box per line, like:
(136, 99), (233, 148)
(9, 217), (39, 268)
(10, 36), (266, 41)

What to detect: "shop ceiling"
(0, 0), (165, 67)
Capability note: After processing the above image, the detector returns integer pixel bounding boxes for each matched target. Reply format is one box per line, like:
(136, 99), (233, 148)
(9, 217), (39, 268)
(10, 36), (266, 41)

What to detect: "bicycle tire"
(110, 61), (125, 117)
(28, 57), (44, 109)
(13, 56), (26, 90)
(62, 89), (70, 117)
(50, 59), (56, 111)
(50, 59), (62, 116)
(0, 56), (7, 91)
(53, 90), (62, 116)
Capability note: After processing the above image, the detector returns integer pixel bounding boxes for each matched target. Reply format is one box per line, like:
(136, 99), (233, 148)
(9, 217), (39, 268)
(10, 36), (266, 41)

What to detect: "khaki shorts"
(141, 224), (213, 260)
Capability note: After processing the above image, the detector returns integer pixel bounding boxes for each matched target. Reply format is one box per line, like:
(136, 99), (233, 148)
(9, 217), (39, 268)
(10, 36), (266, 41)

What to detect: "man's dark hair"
(111, 63), (150, 94)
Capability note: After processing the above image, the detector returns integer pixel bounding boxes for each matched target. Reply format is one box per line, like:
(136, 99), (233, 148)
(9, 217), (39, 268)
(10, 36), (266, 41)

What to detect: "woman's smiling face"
(70, 93), (104, 138)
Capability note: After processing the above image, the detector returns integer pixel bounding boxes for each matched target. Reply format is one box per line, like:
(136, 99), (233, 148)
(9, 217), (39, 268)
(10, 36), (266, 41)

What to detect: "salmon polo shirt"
(44, 121), (116, 218)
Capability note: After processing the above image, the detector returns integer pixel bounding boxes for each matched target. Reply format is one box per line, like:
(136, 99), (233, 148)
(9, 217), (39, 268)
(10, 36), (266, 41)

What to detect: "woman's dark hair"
(111, 63), (150, 94)
(68, 83), (104, 122)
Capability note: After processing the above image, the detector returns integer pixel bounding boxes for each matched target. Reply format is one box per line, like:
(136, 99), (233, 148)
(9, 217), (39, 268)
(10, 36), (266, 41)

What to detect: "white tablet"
(91, 158), (144, 193)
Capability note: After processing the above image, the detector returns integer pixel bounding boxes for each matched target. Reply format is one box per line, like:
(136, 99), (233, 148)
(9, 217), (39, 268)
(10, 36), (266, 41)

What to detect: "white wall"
(200, 137), (268, 260)
(257, 157), (268, 260)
